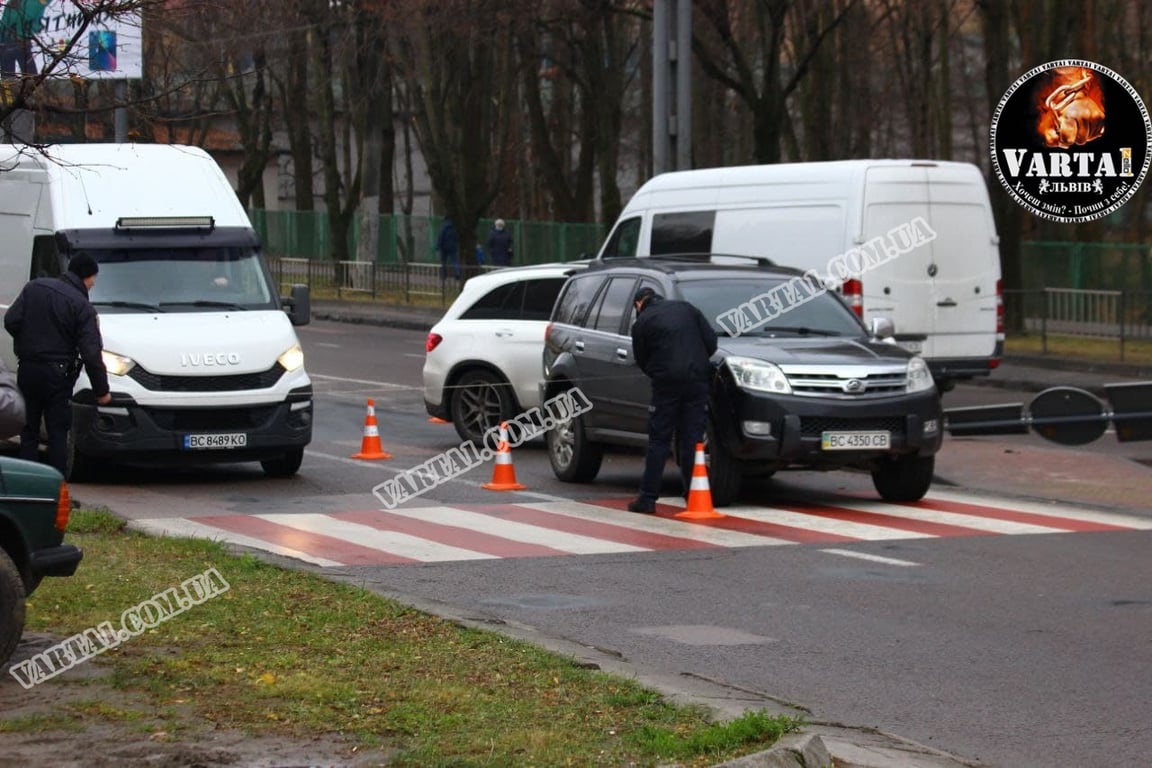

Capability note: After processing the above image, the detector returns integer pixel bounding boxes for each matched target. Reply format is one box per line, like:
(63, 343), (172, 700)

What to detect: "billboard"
(0, 0), (142, 80)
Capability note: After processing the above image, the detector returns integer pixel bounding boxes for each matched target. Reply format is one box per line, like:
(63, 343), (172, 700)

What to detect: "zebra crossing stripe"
(135, 490), (1152, 568)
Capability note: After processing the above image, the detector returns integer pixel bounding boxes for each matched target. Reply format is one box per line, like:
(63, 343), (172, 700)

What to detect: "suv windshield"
(89, 246), (278, 312)
(678, 277), (864, 337)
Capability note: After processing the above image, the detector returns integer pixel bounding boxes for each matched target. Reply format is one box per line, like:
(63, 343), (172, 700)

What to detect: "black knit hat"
(67, 253), (100, 279)
(634, 286), (658, 306)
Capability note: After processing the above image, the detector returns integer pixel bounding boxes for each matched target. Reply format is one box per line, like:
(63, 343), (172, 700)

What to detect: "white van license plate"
(184, 433), (247, 450)
(821, 431), (891, 450)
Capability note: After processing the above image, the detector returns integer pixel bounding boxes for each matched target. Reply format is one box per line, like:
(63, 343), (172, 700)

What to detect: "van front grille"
(146, 406), (279, 431)
(128, 364), (285, 392)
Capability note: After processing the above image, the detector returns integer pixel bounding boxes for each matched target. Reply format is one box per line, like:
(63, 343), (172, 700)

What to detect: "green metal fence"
(1021, 241), (1152, 292)
(250, 209), (605, 266)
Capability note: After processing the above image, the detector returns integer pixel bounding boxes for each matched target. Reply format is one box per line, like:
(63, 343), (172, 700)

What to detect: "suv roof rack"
(587, 255), (795, 276)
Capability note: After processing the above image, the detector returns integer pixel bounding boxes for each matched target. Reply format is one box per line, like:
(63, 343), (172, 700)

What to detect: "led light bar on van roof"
(115, 216), (215, 231)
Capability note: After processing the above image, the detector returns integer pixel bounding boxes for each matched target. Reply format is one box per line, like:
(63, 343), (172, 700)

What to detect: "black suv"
(541, 258), (944, 506)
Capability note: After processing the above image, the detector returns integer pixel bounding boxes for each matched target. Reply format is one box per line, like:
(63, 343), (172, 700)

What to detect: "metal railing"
(269, 257), (498, 307)
(1003, 288), (1152, 360)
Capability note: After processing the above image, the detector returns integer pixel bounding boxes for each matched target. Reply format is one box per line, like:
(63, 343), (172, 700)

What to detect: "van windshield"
(88, 246), (278, 312)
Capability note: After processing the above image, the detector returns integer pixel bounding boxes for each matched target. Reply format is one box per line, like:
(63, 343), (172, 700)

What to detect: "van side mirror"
(283, 284), (311, 327)
(869, 317), (895, 340)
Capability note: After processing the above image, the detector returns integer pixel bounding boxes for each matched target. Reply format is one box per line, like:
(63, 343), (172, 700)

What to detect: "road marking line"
(920, 490), (1152, 530)
(829, 499), (1065, 535)
(308, 373), (408, 388)
(130, 518), (342, 567)
(722, 506), (930, 540)
(379, 505), (650, 555)
(259, 513), (497, 562)
(515, 501), (794, 547)
(820, 549), (921, 567)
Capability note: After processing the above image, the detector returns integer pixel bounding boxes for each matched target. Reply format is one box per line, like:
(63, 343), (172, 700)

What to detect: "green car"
(0, 456), (83, 666)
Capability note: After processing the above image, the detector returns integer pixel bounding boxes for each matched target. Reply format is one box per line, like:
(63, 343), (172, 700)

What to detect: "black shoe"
(627, 498), (656, 514)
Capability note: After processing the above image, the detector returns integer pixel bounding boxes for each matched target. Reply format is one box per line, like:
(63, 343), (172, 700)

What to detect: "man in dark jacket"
(485, 219), (513, 267)
(628, 287), (718, 512)
(4, 252), (111, 475)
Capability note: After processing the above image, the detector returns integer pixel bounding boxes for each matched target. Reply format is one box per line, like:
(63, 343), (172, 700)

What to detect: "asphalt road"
(70, 320), (1152, 768)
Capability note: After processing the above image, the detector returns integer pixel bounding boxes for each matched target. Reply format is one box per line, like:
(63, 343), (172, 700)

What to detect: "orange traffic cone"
(675, 443), (724, 520)
(352, 399), (393, 460)
(482, 422), (527, 491)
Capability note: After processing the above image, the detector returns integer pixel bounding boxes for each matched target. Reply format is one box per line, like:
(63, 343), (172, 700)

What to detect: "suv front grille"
(783, 368), (907, 398)
(801, 416), (905, 437)
(129, 363), (286, 392)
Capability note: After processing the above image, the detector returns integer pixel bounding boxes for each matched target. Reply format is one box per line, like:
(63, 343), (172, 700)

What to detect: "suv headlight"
(102, 350), (135, 376)
(725, 356), (792, 395)
(906, 356), (934, 393)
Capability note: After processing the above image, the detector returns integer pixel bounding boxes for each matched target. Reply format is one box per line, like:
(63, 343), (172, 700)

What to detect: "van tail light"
(425, 333), (443, 353)
(56, 481), (72, 531)
(544, 322), (553, 343)
(995, 279), (1005, 335)
(841, 279), (864, 318)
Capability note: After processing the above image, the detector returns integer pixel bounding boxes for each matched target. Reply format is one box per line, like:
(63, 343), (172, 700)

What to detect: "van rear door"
(860, 164), (1000, 373)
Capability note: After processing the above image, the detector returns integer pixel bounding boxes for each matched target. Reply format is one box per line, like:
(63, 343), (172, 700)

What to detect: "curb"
(311, 307), (436, 333)
(710, 733), (832, 767)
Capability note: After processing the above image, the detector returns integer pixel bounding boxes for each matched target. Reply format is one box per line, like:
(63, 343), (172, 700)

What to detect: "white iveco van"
(0, 143), (312, 479)
(595, 159), (1004, 389)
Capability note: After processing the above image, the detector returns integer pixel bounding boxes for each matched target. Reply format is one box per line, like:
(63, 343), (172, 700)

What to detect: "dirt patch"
(1, 633), (394, 768)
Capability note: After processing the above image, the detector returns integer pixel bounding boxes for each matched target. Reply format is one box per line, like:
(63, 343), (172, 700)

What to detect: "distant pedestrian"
(486, 219), (513, 268)
(628, 287), (718, 513)
(4, 252), (111, 476)
(437, 217), (460, 284)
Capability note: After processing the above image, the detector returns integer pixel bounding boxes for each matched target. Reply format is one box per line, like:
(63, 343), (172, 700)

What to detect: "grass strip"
(14, 508), (802, 766)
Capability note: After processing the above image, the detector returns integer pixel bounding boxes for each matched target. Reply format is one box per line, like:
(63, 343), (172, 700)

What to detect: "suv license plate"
(821, 431), (891, 451)
(184, 433), (247, 450)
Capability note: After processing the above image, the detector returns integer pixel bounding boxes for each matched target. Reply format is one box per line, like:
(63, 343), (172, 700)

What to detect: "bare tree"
(389, 0), (519, 263)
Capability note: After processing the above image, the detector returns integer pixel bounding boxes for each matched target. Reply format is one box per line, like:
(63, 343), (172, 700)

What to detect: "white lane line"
(404, 353), (424, 358)
(380, 505), (650, 555)
(313, 342), (341, 348)
(308, 373), (408, 389)
(831, 499), (1065, 535)
(820, 549), (921, 567)
(517, 501), (793, 547)
(130, 518), (342, 568)
(925, 489), (1152, 529)
(259, 513), (495, 563)
(725, 506), (930, 541)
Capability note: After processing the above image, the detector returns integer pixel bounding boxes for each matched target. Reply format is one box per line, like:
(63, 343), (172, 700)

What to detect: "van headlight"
(725, 356), (792, 394)
(278, 344), (305, 372)
(102, 350), (135, 376)
(906, 356), (934, 393)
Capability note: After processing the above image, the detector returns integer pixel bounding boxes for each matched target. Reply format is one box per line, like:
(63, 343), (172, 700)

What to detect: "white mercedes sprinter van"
(595, 160), (1004, 389)
(0, 143), (312, 479)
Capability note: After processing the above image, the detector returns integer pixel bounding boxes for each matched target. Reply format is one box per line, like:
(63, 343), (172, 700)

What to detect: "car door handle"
(936, 298), (957, 307)
(574, 340), (585, 352)
(494, 328), (515, 337)
(616, 348), (629, 360)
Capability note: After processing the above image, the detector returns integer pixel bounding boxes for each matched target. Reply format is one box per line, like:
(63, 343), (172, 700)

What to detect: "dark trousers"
(639, 378), (709, 502)
(17, 361), (74, 475)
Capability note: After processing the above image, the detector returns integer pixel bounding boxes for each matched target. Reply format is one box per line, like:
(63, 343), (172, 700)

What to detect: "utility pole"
(652, 0), (693, 175)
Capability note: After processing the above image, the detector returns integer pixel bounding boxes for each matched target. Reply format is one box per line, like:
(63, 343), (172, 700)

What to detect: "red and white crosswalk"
(131, 489), (1152, 568)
